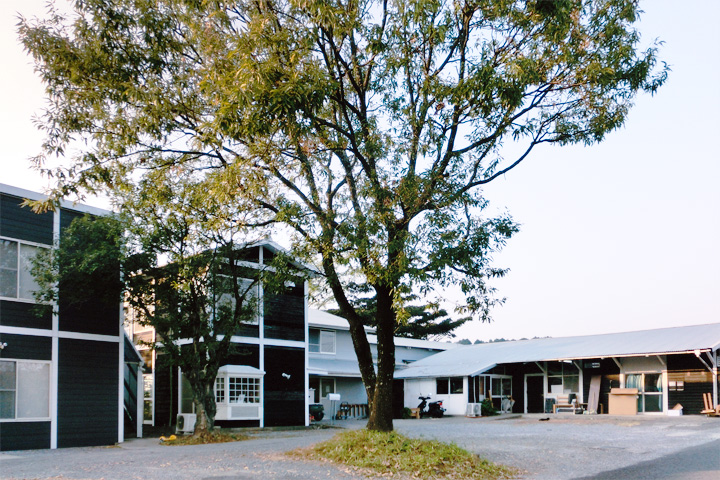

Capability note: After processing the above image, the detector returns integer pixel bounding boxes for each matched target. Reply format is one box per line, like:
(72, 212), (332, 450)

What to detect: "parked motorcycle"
(417, 395), (445, 418)
(309, 403), (324, 421)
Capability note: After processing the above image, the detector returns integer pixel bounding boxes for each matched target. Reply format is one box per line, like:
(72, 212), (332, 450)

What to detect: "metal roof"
(308, 309), (457, 351)
(308, 358), (364, 377)
(395, 322), (720, 379)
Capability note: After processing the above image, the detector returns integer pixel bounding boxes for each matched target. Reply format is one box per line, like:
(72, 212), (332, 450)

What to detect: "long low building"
(396, 323), (720, 416)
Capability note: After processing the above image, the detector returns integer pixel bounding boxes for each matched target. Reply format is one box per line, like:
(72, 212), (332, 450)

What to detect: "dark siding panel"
(59, 208), (83, 233)
(0, 301), (52, 330)
(0, 194), (53, 245)
(214, 419), (260, 428)
(263, 346), (305, 426)
(57, 210), (121, 336)
(667, 354), (708, 371)
(227, 343), (260, 368)
(58, 304), (120, 337)
(0, 334), (51, 360)
(57, 338), (119, 448)
(235, 323), (260, 338)
(0, 422), (51, 451)
(153, 354), (178, 428)
(668, 381), (714, 415)
(263, 283), (305, 342)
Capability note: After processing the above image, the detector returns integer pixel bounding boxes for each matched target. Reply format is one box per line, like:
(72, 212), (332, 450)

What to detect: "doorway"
(525, 374), (544, 413)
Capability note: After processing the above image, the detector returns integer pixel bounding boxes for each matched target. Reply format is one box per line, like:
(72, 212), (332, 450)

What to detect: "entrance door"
(526, 375), (544, 413)
(626, 373), (663, 413)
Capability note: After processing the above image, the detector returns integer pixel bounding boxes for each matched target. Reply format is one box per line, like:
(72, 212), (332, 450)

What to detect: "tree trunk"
(366, 285), (395, 431)
(193, 399), (210, 435)
(191, 381), (216, 436)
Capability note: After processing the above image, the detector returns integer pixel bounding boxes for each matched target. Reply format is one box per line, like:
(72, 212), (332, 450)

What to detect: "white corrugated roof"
(308, 309), (358, 331)
(309, 358), (364, 377)
(308, 309), (457, 351)
(396, 322), (720, 379)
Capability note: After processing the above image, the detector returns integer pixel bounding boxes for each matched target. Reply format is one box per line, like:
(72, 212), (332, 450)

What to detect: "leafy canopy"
(20, 0), (666, 431)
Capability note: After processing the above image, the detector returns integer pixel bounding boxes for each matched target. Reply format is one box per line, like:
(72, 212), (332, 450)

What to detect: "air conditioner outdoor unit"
(465, 403), (482, 417)
(176, 413), (196, 434)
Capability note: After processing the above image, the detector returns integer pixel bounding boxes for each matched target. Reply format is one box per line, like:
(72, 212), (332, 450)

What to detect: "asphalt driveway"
(1, 414), (719, 479)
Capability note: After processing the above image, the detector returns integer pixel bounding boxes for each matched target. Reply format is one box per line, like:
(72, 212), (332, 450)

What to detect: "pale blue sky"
(2, 1), (718, 341)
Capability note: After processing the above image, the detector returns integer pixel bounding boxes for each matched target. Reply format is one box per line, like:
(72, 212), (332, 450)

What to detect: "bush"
(481, 398), (499, 416)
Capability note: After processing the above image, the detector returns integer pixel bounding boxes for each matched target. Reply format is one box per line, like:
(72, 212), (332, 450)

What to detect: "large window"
(228, 376), (261, 404)
(0, 239), (44, 301)
(214, 375), (261, 405)
(0, 360), (50, 420)
(309, 329), (335, 354)
(436, 377), (464, 395)
(213, 277), (259, 325)
(547, 362), (580, 394)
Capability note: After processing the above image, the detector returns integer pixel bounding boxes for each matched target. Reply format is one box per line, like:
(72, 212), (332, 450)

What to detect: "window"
(309, 329), (336, 354)
(214, 376), (225, 403)
(143, 374), (154, 423)
(436, 377), (464, 395)
(491, 377), (512, 397)
(0, 239), (44, 301)
(0, 360), (50, 420)
(547, 362), (580, 394)
(228, 376), (260, 404)
(668, 381), (684, 392)
(213, 277), (259, 325)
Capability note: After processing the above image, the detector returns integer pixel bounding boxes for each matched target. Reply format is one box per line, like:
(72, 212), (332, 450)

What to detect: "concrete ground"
(1, 414), (719, 479)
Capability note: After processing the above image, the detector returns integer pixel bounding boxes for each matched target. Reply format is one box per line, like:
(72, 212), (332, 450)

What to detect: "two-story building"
(0, 183), (141, 451)
(129, 241), (311, 430)
(307, 309), (458, 418)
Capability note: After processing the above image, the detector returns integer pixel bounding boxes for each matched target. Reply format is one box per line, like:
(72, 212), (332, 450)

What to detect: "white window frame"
(309, 329), (336, 354)
(436, 377), (464, 395)
(213, 365), (264, 421)
(0, 358), (52, 422)
(0, 236), (48, 303)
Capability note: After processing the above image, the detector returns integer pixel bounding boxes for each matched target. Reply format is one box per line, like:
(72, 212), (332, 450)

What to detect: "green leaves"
(22, 0), (666, 430)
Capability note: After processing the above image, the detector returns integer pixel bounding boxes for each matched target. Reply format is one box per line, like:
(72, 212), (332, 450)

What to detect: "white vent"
(230, 405), (260, 419)
(176, 413), (197, 434)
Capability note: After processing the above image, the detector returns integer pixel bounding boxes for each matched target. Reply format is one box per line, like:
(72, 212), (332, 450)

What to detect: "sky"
(2, 1), (718, 341)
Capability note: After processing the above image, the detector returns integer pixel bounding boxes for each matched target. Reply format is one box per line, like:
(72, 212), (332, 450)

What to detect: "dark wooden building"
(0, 183), (133, 451)
(128, 242), (310, 431)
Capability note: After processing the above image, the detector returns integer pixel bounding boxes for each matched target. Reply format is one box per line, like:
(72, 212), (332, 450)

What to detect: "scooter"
(417, 395), (445, 418)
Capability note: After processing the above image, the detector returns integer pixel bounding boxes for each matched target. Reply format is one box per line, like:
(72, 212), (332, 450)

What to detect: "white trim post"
(49, 209), (60, 449)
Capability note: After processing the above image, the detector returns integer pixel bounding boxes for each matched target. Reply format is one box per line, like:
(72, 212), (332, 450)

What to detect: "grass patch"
(161, 430), (250, 446)
(291, 429), (517, 479)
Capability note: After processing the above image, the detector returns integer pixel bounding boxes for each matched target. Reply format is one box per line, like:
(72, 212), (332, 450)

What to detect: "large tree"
(20, 0), (666, 431)
(328, 289), (471, 340)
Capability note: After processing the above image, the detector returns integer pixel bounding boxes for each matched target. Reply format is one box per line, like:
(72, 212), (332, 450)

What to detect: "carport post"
(713, 351), (718, 408)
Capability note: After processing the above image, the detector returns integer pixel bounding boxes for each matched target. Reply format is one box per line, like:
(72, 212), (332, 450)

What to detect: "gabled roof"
(0, 182), (110, 216)
(395, 322), (720, 379)
(308, 309), (458, 351)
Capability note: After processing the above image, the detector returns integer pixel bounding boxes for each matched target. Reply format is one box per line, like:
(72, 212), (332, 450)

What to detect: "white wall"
(403, 378), (468, 416)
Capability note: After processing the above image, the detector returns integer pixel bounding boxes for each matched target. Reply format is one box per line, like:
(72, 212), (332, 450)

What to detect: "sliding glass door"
(626, 373), (663, 413)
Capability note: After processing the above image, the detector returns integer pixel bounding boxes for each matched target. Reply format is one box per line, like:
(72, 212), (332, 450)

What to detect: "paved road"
(1, 415), (719, 479)
(394, 414), (720, 480)
(576, 438), (720, 480)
